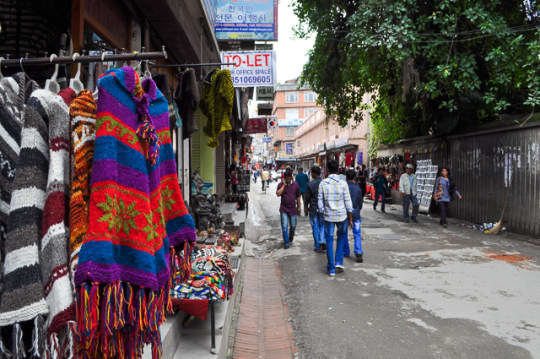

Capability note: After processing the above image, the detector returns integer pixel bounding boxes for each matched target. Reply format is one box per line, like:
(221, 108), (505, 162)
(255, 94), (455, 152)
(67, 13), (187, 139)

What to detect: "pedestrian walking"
(231, 169), (238, 194)
(318, 160), (353, 276)
(372, 168), (388, 213)
(346, 169), (364, 262)
(434, 167), (462, 228)
(295, 167), (310, 216)
(253, 168), (259, 183)
(304, 166), (325, 252)
(276, 169), (301, 249)
(357, 164), (368, 196)
(261, 167), (270, 192)
(399, 163), (419, 223)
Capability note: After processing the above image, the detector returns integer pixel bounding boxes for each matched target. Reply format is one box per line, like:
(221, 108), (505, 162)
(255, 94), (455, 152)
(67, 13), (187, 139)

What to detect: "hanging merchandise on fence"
(201, 69), (234, 147)
(74, 66), (196, 359)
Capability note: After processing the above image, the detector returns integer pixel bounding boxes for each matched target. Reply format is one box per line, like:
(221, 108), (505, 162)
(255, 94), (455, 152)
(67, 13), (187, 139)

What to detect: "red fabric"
(173, 298), (209, 320)
(345, 152), (353, 167)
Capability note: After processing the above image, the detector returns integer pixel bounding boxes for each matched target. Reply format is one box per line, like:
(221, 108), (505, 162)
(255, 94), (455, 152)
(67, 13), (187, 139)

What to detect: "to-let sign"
(221, 50), (276, 87)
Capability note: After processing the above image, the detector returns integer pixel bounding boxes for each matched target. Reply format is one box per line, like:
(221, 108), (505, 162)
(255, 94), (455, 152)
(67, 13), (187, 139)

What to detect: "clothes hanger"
(69, 52), (84, 93)
(143, 59), (152, 79)
(44, 54), (60, 93)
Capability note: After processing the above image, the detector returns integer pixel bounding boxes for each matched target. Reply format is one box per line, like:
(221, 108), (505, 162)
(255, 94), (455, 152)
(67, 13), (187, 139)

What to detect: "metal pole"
(0, 46), (167, 67)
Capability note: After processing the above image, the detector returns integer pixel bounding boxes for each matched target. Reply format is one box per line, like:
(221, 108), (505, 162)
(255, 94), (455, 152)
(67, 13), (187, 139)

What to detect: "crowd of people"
(272, 160), (463, 277)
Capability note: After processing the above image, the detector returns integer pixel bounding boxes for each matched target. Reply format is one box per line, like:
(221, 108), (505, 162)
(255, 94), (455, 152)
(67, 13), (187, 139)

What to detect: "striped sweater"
(68, 90), (97, 288)
(0, 88), (53, 357)
(41, 88), (76, 348)
(74, 67), (196, 358)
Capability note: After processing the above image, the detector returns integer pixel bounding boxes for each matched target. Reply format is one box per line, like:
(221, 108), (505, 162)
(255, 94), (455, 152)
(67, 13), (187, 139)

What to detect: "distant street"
(241, 180), (540, 359)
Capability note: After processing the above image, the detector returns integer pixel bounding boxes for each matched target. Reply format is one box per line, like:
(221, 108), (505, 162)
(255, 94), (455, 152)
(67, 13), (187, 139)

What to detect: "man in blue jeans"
(295, 167), (310, 216)
(345, 169), (364, 262)
(276, 169), (301, 249)
(318, 160), (353, 276)
(304, 166), (325, 252)
(399, 163), (419, 223)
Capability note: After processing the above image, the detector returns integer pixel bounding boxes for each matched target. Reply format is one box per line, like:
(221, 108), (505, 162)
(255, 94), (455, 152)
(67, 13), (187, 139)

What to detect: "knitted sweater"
(41, 88), (76, 344)
(0, 88), (54, 358)
(75, 67), (196, 358)
(201, 69), (234, 147)
(68, 90), (97, 287)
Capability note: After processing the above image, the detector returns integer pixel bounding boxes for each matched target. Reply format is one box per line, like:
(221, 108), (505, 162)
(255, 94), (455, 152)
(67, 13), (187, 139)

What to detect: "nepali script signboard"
(214, 0), (278, 41)
(221, 51), (276, 88)
(245, 118), (268, 134)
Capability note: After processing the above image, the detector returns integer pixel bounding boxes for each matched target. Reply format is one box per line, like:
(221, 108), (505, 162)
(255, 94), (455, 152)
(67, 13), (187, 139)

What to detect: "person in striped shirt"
(318, 160), (353, 276)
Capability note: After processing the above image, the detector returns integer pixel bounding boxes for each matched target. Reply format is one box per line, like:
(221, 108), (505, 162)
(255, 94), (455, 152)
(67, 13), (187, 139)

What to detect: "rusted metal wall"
(378, 123), (540, 237)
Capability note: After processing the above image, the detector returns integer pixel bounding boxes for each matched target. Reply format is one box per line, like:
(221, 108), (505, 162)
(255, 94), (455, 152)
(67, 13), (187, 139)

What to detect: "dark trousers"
(374, 189), (385, 211)
(403, 194), (419, 220)
(439, 201), (449, 225)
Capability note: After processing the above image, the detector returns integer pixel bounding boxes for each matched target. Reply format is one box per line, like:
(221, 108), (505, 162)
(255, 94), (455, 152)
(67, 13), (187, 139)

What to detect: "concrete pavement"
(240, 180), (540, 359)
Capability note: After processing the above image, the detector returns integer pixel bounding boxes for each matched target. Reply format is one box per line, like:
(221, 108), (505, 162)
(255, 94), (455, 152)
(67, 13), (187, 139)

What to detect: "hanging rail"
(149, 62), (235, 68)
(0, 46), (168, 67)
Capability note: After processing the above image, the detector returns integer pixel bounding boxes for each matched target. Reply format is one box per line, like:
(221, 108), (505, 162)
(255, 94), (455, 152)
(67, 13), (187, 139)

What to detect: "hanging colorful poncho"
(74, 67), (196, 359)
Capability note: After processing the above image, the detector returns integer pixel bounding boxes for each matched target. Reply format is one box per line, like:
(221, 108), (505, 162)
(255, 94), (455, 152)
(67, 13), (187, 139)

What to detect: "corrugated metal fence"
(378, 123), (540, 238)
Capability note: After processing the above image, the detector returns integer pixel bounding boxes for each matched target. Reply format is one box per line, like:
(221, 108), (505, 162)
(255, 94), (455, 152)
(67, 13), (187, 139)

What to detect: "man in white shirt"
(399, 163), (419, 223)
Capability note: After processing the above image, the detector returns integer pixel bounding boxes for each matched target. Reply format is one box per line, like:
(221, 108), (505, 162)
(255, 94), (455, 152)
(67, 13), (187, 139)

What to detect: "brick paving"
(233, 258), (296, 359)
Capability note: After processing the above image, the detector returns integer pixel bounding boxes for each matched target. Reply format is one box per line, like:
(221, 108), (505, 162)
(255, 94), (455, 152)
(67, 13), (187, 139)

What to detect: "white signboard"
(221, 50), (276, 87)
(279, 118), (303, 127)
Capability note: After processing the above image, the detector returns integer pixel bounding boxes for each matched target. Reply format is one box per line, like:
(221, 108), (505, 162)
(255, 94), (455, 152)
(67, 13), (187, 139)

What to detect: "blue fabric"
(344, 218), (363, 255)
(295, 173), (309, 193)
(403, 194), (419, 220)
(324, 220), (347, 274)
(409, 176), (414, 192)
(347, 182), (363, 220)
(440, 177), (451, 202)
(309, 213), (325, 250)
(280, 212), (297, 246)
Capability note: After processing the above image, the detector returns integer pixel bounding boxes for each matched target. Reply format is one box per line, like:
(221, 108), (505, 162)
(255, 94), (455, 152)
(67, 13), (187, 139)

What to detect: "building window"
(304, 107), (318, 118)
(285, 108), (299, 119)
(285, 92), (298, 103)
(286, 127), (295, 137)
(304, 91), (317, 103)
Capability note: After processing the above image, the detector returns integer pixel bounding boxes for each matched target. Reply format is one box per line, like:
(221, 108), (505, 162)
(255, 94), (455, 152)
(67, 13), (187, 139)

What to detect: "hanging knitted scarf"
(201, 69), (234, 148)
(74, 67), (196, 359)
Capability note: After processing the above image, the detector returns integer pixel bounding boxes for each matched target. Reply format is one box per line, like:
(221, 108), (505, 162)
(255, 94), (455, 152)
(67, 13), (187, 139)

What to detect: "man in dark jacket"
(373, 168), (388, 213)
(346, 169), (364, 262)
(304, 166), (325, 252)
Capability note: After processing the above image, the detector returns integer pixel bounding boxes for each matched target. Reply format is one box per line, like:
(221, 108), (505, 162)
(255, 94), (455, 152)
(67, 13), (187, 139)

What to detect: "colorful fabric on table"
(74, 66), (196, 359)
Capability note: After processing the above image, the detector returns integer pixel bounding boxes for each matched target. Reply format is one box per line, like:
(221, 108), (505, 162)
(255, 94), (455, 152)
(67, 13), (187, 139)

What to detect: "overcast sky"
(274, 1), (314, 83)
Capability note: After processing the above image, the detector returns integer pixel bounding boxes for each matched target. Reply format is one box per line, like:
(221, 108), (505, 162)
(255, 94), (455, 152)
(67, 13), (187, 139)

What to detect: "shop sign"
(245, 117), (268, 134)
(286, 143), (293, 154)
(256, 86), (274, 100)
(279, 118), (303, 127)
(214, 0), (278, 41)
(262, 136), (272, 143)
(334, 138), (349, 148)
(221, 50), (276, 87)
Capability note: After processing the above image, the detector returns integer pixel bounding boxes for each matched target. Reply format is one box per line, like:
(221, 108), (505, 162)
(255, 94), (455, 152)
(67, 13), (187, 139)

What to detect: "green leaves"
(293, 0), (540, 143)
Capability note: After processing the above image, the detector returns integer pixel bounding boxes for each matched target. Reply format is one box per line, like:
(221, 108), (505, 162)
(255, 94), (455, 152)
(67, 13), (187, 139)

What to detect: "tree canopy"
(293, 0), (540, 146)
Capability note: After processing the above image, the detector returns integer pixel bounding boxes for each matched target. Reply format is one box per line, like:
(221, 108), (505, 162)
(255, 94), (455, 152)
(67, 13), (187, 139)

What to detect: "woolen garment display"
(41, 88), (76, 348)
(201, 69), (234, 147)
(68, 90), (97, 287)
(0, 88), (59, 358)
(0, 74), (38, 236)
(74, 66), (196, 359)
(174, 68), (199, 138)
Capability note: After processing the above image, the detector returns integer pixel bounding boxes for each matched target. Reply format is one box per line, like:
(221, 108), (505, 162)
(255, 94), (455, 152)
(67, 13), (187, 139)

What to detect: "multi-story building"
(294, 94), (371, 171)
(269, 78), (322, 166)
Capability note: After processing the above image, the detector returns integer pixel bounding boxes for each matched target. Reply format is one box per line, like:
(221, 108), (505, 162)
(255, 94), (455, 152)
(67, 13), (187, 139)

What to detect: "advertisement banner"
(245, 118), (268, 134)
(286, 143), (294, 155)
(214, 0), (278, 41)
(278, 118), (303, 127)
(221, 51), (276, 87)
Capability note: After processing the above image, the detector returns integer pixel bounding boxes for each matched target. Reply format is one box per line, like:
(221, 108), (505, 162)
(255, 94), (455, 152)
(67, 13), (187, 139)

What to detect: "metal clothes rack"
(149, 62), (235, 68)
(0, 46), (168, 67)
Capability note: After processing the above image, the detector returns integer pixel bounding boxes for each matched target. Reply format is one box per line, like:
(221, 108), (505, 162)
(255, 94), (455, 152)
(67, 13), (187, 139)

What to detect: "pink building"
(294, 95), (370, 170)
(269, 79), (322, 164)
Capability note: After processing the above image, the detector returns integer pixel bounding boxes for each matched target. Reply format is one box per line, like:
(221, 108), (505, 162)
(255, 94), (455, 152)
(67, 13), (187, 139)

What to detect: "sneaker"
(443, 224), (448, 228)
(412, 218), (418, 223)
(405, 219), (410, 223)
(329, 271), (336, 277)
(356, 254), (364, 263)
(284, 243), (290, 249)
(336, 266), (344, 274)
(373, 206), (377, 211)
(381, 209), (386, 213)
(320, 243), (326, 251)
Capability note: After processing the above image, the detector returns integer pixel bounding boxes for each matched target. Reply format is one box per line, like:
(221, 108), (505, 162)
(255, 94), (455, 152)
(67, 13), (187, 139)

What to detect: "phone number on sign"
(232, 75), (272, 85)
